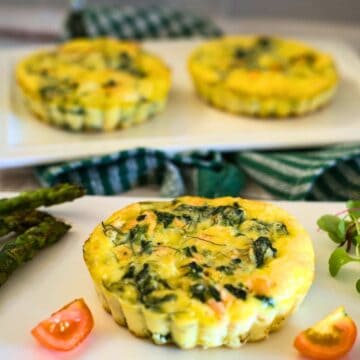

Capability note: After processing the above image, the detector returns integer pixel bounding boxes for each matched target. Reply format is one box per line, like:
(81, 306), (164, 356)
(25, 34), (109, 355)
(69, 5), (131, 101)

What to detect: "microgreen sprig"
(317, 200), (360, 294)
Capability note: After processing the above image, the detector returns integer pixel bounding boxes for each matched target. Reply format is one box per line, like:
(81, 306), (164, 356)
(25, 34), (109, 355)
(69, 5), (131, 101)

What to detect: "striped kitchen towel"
(36, 144), (360, 200)
(64, 5), (222, 39)
(36, 149), (244, 198)
(235, 143), (360, 200)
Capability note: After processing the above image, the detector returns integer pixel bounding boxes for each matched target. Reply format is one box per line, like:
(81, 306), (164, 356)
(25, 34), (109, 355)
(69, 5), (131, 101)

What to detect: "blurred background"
(0, 1), (359, 48)
(0, 0), (359, 197)
(1, 0), (360, 22)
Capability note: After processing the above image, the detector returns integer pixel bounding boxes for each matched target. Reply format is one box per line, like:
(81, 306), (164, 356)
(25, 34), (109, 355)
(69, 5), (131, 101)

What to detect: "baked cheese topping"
(188, 36), (338, 117)
(16, 38), (171, 131)
(84, 197), (314, 348)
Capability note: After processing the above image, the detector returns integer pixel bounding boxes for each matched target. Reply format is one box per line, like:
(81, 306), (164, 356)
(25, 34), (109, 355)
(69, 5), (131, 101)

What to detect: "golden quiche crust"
(84, 197), (314, 348)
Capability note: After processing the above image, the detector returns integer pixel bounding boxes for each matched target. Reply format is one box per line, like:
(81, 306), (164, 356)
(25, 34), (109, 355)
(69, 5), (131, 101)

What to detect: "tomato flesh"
(31, 298), (94, 351)
(294, 306), (357, 360)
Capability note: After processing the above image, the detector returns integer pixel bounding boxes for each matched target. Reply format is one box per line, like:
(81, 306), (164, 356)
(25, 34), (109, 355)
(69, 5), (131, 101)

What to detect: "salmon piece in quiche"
(83, 197), (314, 349)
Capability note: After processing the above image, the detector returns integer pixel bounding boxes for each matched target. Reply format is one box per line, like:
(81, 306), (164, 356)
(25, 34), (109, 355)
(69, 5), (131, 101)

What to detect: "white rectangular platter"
(0, 196), (359, 359)
(1, 38), (360, 169)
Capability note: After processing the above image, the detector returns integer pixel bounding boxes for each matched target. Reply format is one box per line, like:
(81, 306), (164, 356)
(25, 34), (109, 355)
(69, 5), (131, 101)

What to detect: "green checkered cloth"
(36, 144), (360, 201)
(236, 144), (360, 200)
(64, 5), (222, 39)
(36, 149), (244, 198)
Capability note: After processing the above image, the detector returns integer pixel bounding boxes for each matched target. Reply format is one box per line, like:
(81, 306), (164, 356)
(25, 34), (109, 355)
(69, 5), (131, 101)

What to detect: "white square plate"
(0, 196), (359, 359)
(1, 38), (360, 169)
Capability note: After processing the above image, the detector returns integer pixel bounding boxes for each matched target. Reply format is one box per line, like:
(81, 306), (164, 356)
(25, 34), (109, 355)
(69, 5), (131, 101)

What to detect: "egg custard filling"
(84, 197), (314, 349)
(188, 36), (338, 117)
(16, 38), (171, 131)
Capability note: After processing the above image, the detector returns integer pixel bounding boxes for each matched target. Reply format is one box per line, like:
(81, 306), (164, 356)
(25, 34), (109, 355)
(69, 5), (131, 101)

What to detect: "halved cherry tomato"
(294, 306), (357, 360)
(31, 298), (94, 351)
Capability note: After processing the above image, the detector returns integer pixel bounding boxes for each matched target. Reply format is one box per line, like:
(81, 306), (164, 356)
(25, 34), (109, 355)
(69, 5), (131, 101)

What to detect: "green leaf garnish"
(337, 219), (347, 239)
(319, 201), (360, 295)
(355, 235), (360, 247)
(347, 200), (360, 219)
(356, 279), (360, 293)
(328, 248), (360, 277)
(317, 215), (344, 243)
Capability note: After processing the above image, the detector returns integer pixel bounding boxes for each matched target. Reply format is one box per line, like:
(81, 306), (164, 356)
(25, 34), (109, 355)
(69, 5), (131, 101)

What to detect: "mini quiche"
(188, 35), (338, 117)
(16, 38), (171, 131)
(83, 197), (314, 349)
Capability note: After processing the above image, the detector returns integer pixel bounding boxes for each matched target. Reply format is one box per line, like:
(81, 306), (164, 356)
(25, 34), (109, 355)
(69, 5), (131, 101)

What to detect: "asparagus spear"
(0, 210), (53, 238)
(0, 218), (71, 287)
(0, 184), (85, 215)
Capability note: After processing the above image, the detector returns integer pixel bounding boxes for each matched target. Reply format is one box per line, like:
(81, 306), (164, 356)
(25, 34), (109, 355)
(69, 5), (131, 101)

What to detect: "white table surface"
(0, 195), (359, 359)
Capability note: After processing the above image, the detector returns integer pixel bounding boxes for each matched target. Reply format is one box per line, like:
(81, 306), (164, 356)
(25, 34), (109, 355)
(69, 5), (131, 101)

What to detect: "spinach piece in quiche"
(234, 47), (249, 59)
(69, 107), (85, 116)
(140, 240), (153, 254)
(190, 283), (207, 302)
(251, 236), (277, 268)
(255, 295), (275, 307)
(216, 265), (235, 275)
(224, 283), (247, 300)
(256, 36), (272, 49)
(154, 333), (172, 344)
(39, 80), (78, 101)
(208, 285), (222, 301)
(179, 213), (193, 225)
(39, 85), (60, 101)
(183, 245), (198, 257)
(129, 224), (148, 243)
(216, 258), (243, 277)
(190, 283), (221, 303)
(121, 263), (172, 305)
(136, 214), (147, 222)
(212, 203), (245, 227)
(103, 222), (151, 255)
(175, 204), (213, 224)
(102, 222), (127, 246)
(174, 203), (244, 228)
(135, 263), (159, 298)
(102, 280), (123, 293)
(184, 261), (203, 279)
(272, 222), (288, 236)
(142, 293), (177, 310)
(102, 79), (117, 88)
(107, 263), (175, 309)
(117, 52), (146, 77)
(127, 224), (149, 254)
(290, 52), (316, 65)
(154, 211), (175, 228)
(122, 264), (136, 279)
(247, 220), (288, 237)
